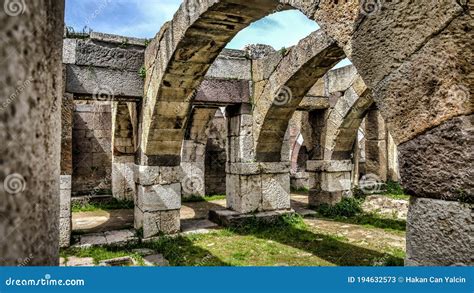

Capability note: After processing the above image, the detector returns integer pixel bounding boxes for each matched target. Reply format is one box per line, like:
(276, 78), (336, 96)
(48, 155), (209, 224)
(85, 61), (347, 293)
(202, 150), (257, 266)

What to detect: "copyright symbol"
(398, 277), (404, 283)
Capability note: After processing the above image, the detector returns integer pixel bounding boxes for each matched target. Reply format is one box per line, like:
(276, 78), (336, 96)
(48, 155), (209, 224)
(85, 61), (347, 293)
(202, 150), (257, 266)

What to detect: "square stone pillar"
(226, 162), (291, 213)
(134, 165), (182, 238)
(59, 93), (74, 248)
(307, 160), (353, 207)
(59, 175), (71, 248)
(181, 140), (206, 198)
(225, 103), (290, 214)
(365, 109), (388, 181)
(111, 155), (135, 201)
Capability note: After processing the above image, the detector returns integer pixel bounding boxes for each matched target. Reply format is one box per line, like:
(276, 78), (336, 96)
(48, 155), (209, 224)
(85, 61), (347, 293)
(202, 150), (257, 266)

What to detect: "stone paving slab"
(73, 229), (138, 248)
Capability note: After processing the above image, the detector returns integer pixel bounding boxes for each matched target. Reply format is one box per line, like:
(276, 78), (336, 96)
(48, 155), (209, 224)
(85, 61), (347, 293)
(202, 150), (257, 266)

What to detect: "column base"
(308, 189), (343, 207)
(226, 162), (291, 214)
(405, 197), (473, 266)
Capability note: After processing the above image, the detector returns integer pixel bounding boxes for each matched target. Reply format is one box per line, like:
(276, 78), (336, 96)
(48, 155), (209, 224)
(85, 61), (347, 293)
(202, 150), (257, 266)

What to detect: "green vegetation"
(291, 187), (309, 194)
(383, 180), (410, 200)
(72, 198), (134, 213)
(182, 195), (226, 203)
(313, 197), (406, 233)
(62, 214), (404, 266)
(138, 66), (146, 79)
(315, 197), (364, 218)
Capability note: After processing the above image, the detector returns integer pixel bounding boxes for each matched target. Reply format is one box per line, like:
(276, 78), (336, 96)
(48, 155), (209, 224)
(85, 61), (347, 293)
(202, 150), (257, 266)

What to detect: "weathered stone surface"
(194, 79), (251, 105)
(206, 51), (251, 80)
(306, 160), (353, 172)
(308, 189), (343, 207)
(406, 197), (473, 266)
(261, 173), (291, 211)
(111, 160), (135, 202)
(137, 183), (181, 211)
(398, 115), (473, 201)
(75, 39), (145, 71)
(372, 13), (473, 144)
(0, 0), (64, 265)
(138, 209), (180, 238)
(66, 65), (144, 97)
(351, 0), (463, 88)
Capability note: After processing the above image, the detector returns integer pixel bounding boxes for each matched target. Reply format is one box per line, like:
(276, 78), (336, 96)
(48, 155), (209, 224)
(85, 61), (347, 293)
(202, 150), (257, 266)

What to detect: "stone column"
(59, 93), (74, 247)
(225, 104), (291, 214)
(181, 140), (206, 198)
(386, 133), (399, 181)
(1, 0), (65, 265)
(134, 157), (182, 238)
(307, 160), (353, 207)
(364, 108), (388, 182)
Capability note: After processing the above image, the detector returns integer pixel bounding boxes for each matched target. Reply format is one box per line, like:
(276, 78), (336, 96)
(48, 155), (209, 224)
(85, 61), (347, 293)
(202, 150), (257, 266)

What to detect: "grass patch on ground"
(291, 187), (309, 194)
(72, 199), (134, 212)
(61, 214), (404, 267)
(182, 195), (226, 203)
(383, 181), (410, 200)
(60, 246), (144, 265)
(313, 197), (406, 234)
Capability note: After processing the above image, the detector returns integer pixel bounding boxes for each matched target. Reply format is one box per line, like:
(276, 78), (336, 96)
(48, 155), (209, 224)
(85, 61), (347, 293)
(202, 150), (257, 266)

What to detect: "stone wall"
(72, 101), (112, 195)
(0, 0), (65, 265)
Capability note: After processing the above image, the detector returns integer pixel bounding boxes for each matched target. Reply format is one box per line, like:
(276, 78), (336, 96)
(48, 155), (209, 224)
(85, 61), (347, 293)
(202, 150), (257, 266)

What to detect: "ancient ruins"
(1, 0), (472, 266)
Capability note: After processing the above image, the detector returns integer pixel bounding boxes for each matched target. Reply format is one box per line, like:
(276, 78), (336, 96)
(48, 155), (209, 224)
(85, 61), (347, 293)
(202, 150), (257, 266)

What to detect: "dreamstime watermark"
(359, 173), (383, 194)
(93, 85), (115, 101)
(185, 0), (201, 18)
(360, 0), (402, 16)
(1, 79), (31, 111)
(182, 173), (204, 195)
(273, 86), (293, 106)
(84, 0), (111, 27)
(3, 0), (27, 16)
(3, 173), (26, 195)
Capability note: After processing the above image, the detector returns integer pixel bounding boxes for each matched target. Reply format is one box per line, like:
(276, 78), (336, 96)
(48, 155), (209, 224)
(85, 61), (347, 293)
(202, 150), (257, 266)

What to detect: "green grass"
(313, 197), (406, 233)
(320, 213), (406, 234)
(314, 197), (364, 218)
(383, 181), (410, 200)
(291, 187), (309, 194)
(182, 195), (226, 203)
(72, 199), (134, 212)
(62, 214), (404, 267)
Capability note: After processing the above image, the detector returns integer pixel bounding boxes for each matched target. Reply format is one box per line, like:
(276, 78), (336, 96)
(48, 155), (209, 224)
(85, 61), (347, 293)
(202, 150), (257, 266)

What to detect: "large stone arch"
(139, 0), (361, 165)
(254, 30), (345, 162)
(324, 75), (373, 160)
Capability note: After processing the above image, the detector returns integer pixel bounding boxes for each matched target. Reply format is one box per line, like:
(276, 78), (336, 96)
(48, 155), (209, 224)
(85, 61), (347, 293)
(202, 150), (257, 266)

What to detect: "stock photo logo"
(93, 85), (115, 102)
(3, 173), (26, 195)
(273, 86), (293, 106)
(360, 0), (401, 16)
(182, 173), (204, 195)
(3, 0), (26, 16)
(359, 173), (383, 194)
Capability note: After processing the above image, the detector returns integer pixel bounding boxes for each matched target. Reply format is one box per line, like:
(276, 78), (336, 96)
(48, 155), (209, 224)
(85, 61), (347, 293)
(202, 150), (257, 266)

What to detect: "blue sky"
(65, 0), (350, 67)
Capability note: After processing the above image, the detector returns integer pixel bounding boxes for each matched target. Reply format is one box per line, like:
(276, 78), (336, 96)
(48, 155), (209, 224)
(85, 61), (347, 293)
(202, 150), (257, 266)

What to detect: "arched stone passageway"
(2, 0), (472, 266)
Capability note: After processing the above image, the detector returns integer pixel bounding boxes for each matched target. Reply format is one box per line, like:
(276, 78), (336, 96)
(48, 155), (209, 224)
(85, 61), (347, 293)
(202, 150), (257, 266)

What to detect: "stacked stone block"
(307, 160), (353, 207)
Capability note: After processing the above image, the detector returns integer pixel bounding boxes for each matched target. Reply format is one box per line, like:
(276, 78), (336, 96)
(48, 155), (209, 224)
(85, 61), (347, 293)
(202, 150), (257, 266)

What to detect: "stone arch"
(324, 75), (374, 160)
(139, 0), (361, 165)
(254, 29), (345, 161)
